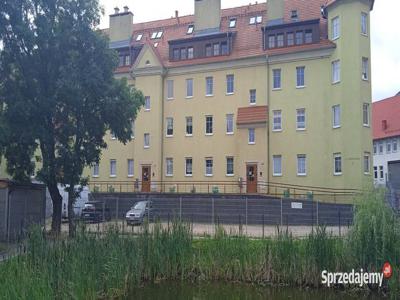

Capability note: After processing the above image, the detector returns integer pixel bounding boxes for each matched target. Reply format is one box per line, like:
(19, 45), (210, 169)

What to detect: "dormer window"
(249, 17), (256, 25)
(151, 32), (158, 39)
(229, 18), (237, 28)
(156, 31), (163, 38)
(136, 34), (143, 41)
(256, 16), (262, 24)
(187, 25), (194, 34)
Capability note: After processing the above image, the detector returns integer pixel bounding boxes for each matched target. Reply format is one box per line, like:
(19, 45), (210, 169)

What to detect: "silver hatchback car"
(125, 201), (152, 225)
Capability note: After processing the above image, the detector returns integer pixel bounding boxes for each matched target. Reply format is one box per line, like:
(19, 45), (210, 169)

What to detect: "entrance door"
(246, 164), (258, 193)
(141, 166), (151, 192)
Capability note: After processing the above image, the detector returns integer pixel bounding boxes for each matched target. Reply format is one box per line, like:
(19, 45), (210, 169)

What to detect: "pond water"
(131, 282), (383, 300)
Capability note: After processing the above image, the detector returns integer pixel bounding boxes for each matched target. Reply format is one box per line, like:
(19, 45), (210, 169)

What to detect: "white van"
(61, 186), (89, 219)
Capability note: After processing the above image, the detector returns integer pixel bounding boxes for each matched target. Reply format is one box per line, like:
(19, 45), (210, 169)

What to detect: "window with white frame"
(186, 78), (193, 98)
(188, 47), (194, 59)
(186, 116), (193, 136)
(206, 76), (213, 96)
(205, 115), (213, 135)
(277, 34), (284, 47)
(127, 159), (134, 177)
(393, 139), (398, 152)
(387, 141), (391, 153)
(363, 103), (370, 126)
(136, 34), (143, 41)
(166, 158), (173, 176)
(249, 89), (256, 104)
(379, 166), (384, 179)
(144, 133), (150, 148)
(296, 108), (306, 130)
(185, 158), (193, 176)
(110, 159), (117, 177)
(226, 157), (234, 176)
(361, 12), (368, 35)
(249, 16), (256, 24)
(273, 155), (282, 176)
(229, 18), (237, 28)
(296, 66), (305, 87)
(92, 164), (99, 177)
(297, 154), (306, 176)
(373, 142), (377, 155)
(166, 80), (174, 99)
(334, 153), (342, 175)
(332, 105), (341, 128)
(144, 96), (150, 110)
(273, 69), (281, 89)
(166, 117), (174, 136)
(205, 158), (213, 176)
(226, 74), (234, 94)
(268, 35), (275, 48)
(364, 152), (370, 174)
(378, 142), (383, 154)
(362, 57), (369, 80)
(213, 43), (220, 56)
(332, 60), (341, 83)
(226, 114), (234, 134)
(273, 110), (282, 131)
(332, 16), (340, 39)
(187, 24), (194, 34)
(248, 128), (255, 144)
(374, 166), (378, 179)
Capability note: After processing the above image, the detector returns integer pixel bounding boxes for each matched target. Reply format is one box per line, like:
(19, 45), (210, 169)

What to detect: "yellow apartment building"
(83, 0), (374, 196)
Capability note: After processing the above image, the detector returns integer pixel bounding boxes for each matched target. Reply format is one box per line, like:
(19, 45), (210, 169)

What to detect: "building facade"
(372, 93), (400, 187)
(81, 0), (375, 196)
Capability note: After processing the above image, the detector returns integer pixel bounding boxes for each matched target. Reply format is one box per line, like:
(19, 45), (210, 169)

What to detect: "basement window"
(187, 24), (194, 34)
(136, 34), (143, 41)
(229, 18), (237, 28)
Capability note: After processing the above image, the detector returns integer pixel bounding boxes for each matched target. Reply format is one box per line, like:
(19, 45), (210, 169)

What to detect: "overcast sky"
(99, 0), (399, 101)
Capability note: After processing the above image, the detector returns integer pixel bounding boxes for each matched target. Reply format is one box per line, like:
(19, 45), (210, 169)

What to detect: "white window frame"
(136, 34), (143, 41)
(127, 159), (134, 177)
(387, 141), (392, 154)
(332, 16), (340, 40)
(296, 66), (305, 88)
(249, 16), (256, 25)
(248, 128), (255, 144)
(166, 158), (173, 176)
(187, 25), (194, 34)
(110, 159), (117, 177)
(186, 116), (193, 136)
(361, 12), (368, 35)
(144, 133), (150, 148)
(166, 80), (174, 100)
(273, 110), (282, 131)
(373, 142), (377, 155)
(186, 78), (194, 98)
(379, 165), (384, 179)
(332, 105), (341, 128)
(332, 60), (341, 84)
(229, 18), (237, 28)
(333, 154), (342, 176)
(393, 139), (398, 153)
(249, 89), (256, 105)
(374, 166), (378, 179)
(272, 69), (281, 90)
(363, 103), (370, 127)
(256, 16), (262, 23)
(273, 155), (282, 177)
(378, 142), (383, 154)
(226, 114), (234, 135)
(144, 96), (150, 111)
(296, 108), (306, 130)
(206, 76), (214, 96)
(226, 157), (234, 176)
(185, 158), (193, 177)
(92, 164), (99, 178)
(205, 115), (213, 135)
(226, 74), (234, 95)
(156, 31), (163, 39)
(166, 117), (174, 137)
(362, 57), (369, 81)
(205, 158), (213, 177)
(364, 152), (370, 174)
(297, 154), (307, 176)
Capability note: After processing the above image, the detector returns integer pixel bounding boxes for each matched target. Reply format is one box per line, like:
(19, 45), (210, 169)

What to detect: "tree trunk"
(48, 182), (62, 235)
(68, 189), (76, 238)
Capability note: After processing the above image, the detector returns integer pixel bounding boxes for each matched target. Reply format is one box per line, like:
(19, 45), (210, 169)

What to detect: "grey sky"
(99, 0), (400, 101)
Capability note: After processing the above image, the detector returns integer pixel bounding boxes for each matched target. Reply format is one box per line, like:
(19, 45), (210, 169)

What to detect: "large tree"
(0, 0), (144, 234)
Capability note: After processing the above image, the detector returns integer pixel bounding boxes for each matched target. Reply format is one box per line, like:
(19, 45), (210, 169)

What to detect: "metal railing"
(88, 180), (360, 203)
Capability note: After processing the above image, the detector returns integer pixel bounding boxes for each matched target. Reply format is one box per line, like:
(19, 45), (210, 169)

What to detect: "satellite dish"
(321, 6), (327, 19)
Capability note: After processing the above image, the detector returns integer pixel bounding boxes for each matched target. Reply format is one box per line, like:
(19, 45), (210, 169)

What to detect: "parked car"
(125, 201), (152, 225)
(81, 201), (111, 223)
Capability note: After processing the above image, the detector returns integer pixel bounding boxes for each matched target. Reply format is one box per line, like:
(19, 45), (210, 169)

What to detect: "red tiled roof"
(116, 0), (331, 69)
(372, 95), (400, 140)
(237, 106), (268, 125)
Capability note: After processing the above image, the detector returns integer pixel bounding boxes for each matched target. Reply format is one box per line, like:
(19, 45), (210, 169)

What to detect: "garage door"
(388, 161), (400, 189)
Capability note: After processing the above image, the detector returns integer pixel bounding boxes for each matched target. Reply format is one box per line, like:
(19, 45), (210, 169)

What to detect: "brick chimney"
(195, 0), (221, 33)
(382, 120), (388, 131)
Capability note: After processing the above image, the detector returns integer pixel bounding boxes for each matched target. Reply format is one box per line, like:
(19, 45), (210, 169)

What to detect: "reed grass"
(0, 190), (399, 299)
